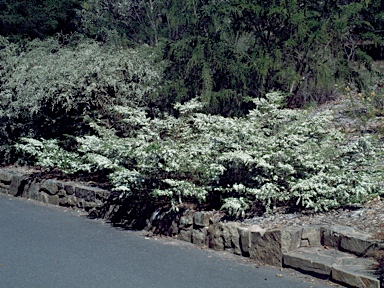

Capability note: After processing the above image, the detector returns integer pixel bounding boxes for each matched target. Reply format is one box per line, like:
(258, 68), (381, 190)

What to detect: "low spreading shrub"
(16, 92), (383, 216)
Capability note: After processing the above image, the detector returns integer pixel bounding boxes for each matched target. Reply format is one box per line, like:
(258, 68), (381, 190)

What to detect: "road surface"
(0, 194), (337, 288)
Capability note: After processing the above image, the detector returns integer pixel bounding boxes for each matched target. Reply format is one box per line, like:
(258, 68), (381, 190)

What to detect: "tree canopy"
(1, 1), (383, 113)
(1, 0), (384, 114)
(75, 0), (383, 114)
(0, 0), (82, 40)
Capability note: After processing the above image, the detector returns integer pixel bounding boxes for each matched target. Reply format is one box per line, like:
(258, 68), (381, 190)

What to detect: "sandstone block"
(238, 227), (251, 256)
(74, 184), (109, 202)
(38, 191), (49, 204)
(169, 221), (179, 235)
(178, 229), (192, 242)
(57, 189), (67, 197)
(63, 183), (75, 195)
(192, 228), (207, 245)
(284, 250), (333, 276)
(8, 174), (26, 196)
(75, 186), (96, 202)
(0, 169), (31, 196)
(250, 227), (302, 267)
(301, 226), (321, 247)
(321, 225), (377, 256)
(332, 266), (379, 288)
(59, 197), (67, 206)
(48, 195), (60, 205)
(222, 222), (241, 255)
(250, 229), (283, 266)
(179, 211), (194, 229)
(0, 186), (7, 194)
(340, 236), (378, 257)
(26, 182), (41, 200)
(321, 225), (356, 248)
(66, 195), (78, 207)
(208, 224), (224, 251)
(208, 222), (241, 254)
(41, 179), (61, 195)
(281, 227), (302, 253)
(94, 188), (110, 200)
(0, 170), (13, 183)
(0, 170), (13, 193)
(193, 211), (212, 227)
(283, 246), (380, 287)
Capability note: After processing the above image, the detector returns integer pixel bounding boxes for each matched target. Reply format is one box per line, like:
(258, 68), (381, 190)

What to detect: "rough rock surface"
(243, 197), (384, 240)
(1, 166), (383, 288)
(284, 247), (379, 288)
(321, 226), (380, 257)
(0, 167), (109, 210)
(208, 222), (241, 255)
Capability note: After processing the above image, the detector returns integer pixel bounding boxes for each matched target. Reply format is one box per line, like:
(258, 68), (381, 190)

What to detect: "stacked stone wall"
(0, 167), (110, 211)
(0, 167), (328, 267)
(0, 166), (382, 288)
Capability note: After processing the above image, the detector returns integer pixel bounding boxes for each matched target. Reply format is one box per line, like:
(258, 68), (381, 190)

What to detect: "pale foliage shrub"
(15, 138), (92, 173)
(16, 92), (383, 215)
(0, 36), (163, 115)
(221, 197), (249, 219)
(0, 36), (164, 163)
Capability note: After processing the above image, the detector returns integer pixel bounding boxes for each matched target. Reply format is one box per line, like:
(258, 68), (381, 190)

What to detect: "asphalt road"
(0, 194), (337, 288)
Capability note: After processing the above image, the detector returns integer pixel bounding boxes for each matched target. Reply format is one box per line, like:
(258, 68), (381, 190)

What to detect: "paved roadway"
(0, 194), (336, 288)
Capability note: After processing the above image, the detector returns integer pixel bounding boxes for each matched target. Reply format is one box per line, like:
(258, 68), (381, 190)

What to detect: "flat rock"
(284, 247), (339, 276)
(283, 247), (380, 288)
(332, 265), (379, 288)
(321, 225), (378, 256)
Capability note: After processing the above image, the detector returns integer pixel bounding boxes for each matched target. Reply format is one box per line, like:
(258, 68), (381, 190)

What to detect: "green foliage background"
(3, 0), (383, 113)
(71, 0), (384, 114)
(0, 0), (82, 41)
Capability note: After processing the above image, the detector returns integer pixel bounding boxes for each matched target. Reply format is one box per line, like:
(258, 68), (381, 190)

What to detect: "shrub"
(16, 92), (383, 215)
(0, 36), (164, 164)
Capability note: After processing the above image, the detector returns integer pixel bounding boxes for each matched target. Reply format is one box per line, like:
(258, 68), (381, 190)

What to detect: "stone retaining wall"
(144, 208), (323, 266)
(0, 167), (110, 211)
(0, 167), (382, 288)
(0, 166), (324, 266)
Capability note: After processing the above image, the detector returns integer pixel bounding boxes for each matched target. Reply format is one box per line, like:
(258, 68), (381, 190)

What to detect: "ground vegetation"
(0, 0), (383, 217)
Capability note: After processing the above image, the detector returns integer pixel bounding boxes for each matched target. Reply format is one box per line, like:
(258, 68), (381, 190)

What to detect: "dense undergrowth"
(0, 35), (383, 217)
(16, 94), (383, 216)
(6, 38), (382, 215)
(1, 0), (384, 218)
